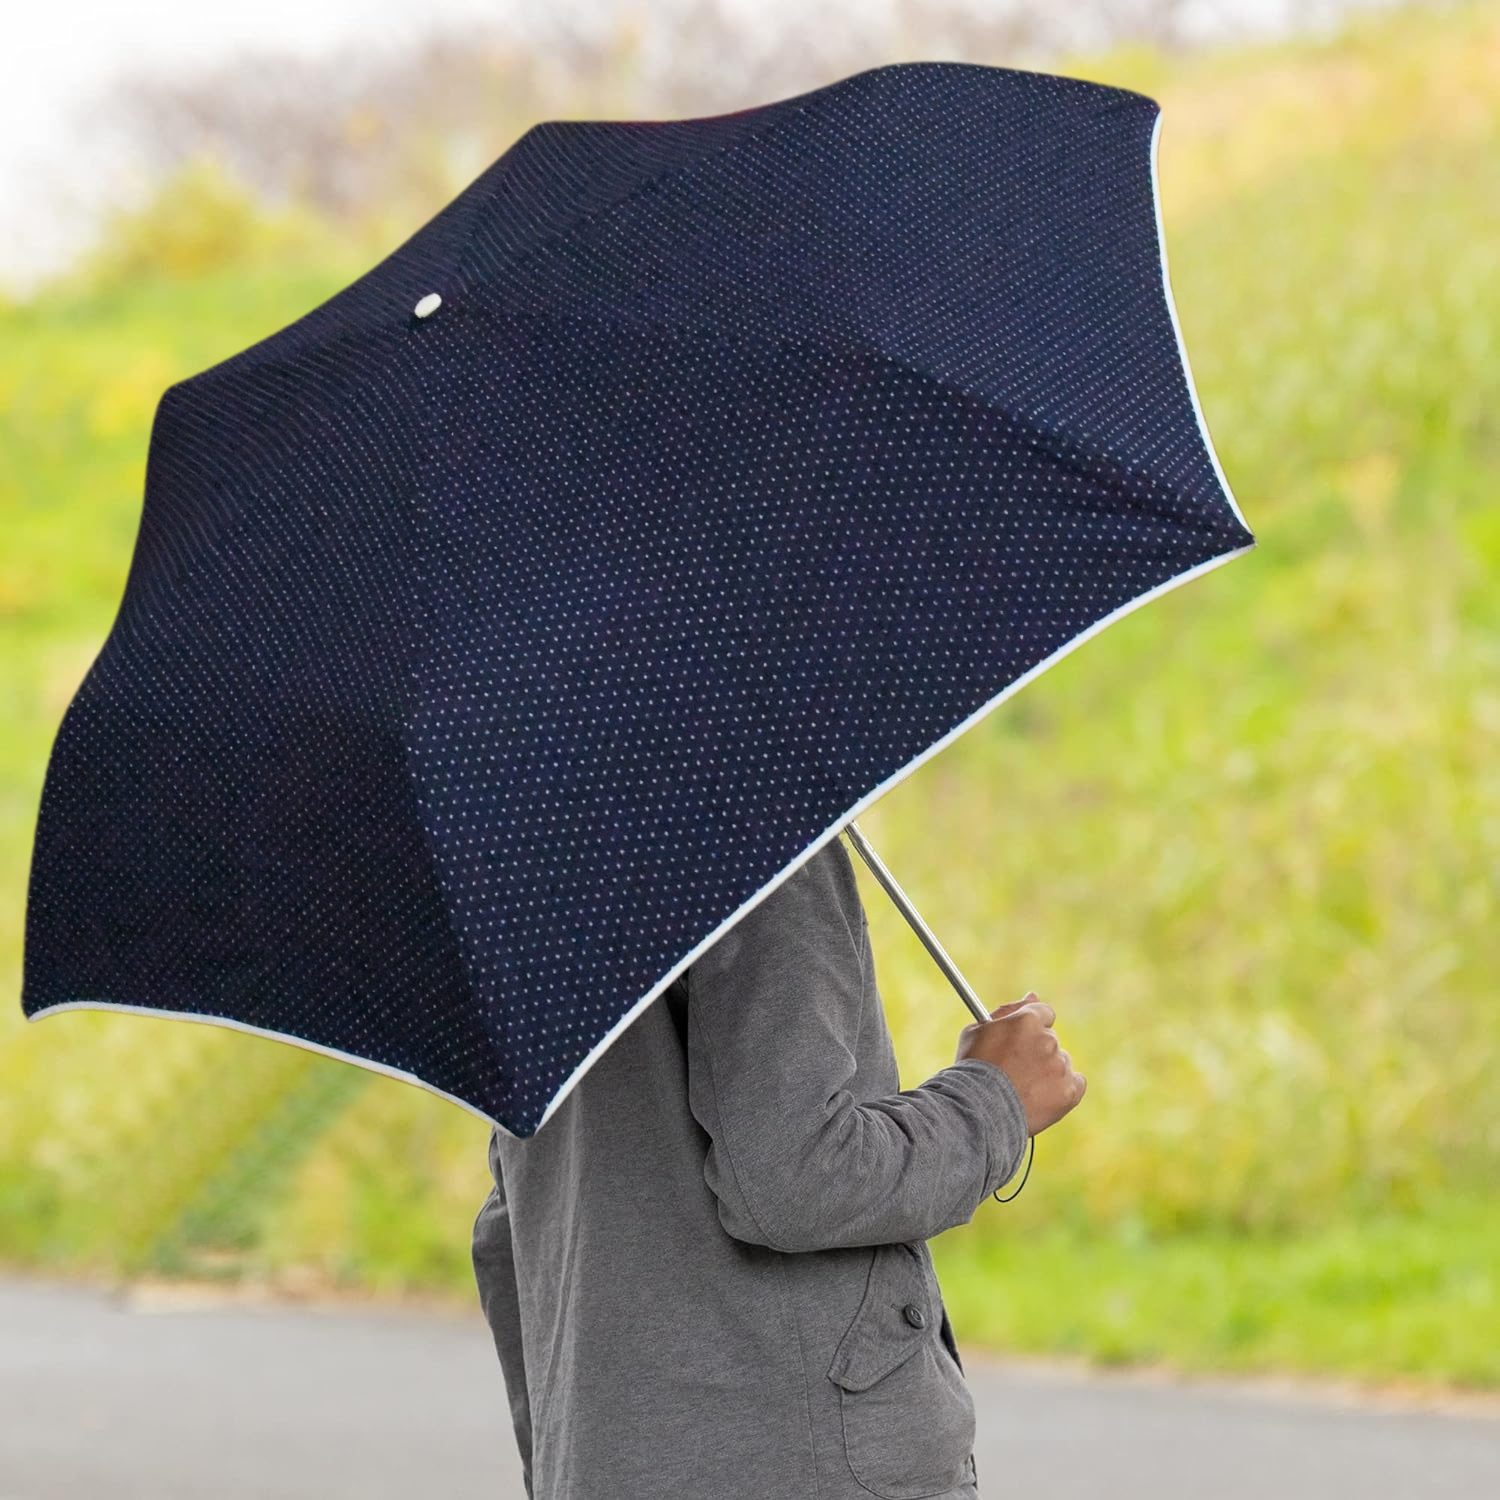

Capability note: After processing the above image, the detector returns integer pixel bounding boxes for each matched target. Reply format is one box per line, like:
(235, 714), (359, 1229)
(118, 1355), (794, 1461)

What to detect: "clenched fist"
(955, 991), (1086, 1135)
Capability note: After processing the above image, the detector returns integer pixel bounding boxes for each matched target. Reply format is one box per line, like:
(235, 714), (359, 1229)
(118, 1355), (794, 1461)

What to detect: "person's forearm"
(704, 1058), (1028, 1251)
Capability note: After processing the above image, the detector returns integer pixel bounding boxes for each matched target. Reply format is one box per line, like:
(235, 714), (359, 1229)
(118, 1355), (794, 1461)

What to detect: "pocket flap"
(827, 1242), (934, 1393)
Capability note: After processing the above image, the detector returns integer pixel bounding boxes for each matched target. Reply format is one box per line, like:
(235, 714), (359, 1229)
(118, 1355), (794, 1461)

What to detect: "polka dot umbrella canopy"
(21, 60), (1255, 1139)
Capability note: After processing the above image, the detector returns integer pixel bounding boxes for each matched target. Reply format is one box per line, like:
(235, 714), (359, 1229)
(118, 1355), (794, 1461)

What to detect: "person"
(471, 830), (1086, 1500)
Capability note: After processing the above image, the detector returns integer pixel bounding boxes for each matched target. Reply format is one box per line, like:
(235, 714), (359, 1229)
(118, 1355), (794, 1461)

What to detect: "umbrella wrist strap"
(992, 1133), (1035, 1203)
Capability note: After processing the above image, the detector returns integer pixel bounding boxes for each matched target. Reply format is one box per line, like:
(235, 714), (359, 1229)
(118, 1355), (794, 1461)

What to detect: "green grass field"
(1, 2), (1496, 1389)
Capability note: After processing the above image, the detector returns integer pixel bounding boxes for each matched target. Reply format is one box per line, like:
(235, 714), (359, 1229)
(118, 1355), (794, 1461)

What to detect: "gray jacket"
(471, 833), (1030, 1500)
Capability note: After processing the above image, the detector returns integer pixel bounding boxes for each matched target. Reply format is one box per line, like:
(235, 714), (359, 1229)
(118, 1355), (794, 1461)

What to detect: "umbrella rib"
(841, 820), (990, 1023)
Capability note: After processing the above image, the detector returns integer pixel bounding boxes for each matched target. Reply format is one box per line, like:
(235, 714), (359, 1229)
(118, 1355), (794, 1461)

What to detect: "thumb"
(988, 990), (1037, 1019)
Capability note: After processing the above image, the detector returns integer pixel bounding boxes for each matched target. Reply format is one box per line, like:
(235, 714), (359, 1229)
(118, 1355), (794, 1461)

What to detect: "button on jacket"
(471, 834), (1030, 1500)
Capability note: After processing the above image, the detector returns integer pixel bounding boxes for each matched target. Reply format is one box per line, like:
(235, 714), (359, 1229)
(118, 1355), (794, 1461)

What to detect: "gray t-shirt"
(471, 832), (1029, 1500)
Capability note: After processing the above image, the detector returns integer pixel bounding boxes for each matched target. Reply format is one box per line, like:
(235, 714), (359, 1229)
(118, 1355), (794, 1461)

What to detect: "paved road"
(3, 1273), (1498, 1499)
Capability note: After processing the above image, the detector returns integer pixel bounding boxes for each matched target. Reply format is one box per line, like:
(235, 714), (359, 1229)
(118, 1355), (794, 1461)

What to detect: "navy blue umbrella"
(22, 60), (1255, 1139)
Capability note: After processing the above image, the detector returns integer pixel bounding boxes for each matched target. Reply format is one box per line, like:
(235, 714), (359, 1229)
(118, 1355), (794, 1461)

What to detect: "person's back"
(471, 833), (1084, 1499)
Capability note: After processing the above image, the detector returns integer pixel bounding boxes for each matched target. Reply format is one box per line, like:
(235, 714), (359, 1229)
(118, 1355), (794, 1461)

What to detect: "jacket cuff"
(942, 1058), (1031, 1197)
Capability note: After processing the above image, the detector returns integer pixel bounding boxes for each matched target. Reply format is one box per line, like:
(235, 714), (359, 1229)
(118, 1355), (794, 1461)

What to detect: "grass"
(0, 0), (1496, 1390)
(933, 1190), (1500, 1390)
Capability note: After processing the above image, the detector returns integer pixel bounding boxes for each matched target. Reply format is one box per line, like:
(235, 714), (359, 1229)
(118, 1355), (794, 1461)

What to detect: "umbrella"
(22, 59), (1255, 1139)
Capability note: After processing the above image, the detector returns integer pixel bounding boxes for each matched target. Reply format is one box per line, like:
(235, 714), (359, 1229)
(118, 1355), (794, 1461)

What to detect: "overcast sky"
(4, 0), (1378, 294)
(5, 0), (529, 289)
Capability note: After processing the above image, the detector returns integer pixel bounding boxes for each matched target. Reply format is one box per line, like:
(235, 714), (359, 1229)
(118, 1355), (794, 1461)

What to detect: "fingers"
(1024, 999), (1057, 1029)
(985, 994), (1057, 1029)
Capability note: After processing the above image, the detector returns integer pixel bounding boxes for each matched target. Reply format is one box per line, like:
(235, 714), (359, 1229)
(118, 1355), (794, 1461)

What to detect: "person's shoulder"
(767, 831), (866, 939)
(786, 831), (856, 894)
(697, 832), (863, 969)
(814, 829), (861, 897)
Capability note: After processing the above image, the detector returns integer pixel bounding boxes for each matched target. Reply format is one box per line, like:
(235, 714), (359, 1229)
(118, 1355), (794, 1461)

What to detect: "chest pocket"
(827, 1240), (977, 1499)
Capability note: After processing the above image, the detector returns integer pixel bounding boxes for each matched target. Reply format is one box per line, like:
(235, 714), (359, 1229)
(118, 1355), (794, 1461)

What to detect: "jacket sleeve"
(470, 1135), (534, 1499)
(685, 835), (1030, 1253)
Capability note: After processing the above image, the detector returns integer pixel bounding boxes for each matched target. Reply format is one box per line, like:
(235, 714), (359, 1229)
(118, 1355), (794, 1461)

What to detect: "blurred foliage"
(933, 1190), (1500, 1386)
(67, 156), (339, 293)
(0, 0), (1495, 1386)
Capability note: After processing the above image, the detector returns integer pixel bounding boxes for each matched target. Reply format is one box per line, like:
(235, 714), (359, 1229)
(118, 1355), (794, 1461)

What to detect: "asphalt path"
(3, 1273), (1497, 1499)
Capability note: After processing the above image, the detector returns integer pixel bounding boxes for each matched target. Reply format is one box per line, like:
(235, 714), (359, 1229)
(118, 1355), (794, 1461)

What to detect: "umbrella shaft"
(841, 820), (991, 1024)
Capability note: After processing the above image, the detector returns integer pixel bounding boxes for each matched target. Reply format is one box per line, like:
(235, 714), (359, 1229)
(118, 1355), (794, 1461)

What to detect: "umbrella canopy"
(22, 59), (1255, 1139)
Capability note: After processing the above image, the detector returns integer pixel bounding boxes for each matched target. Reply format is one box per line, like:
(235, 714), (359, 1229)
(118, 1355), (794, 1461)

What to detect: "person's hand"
(954, 991), (1086, 1135)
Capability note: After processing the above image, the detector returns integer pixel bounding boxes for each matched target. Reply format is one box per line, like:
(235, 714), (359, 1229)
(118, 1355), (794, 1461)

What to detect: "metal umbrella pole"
(841, 820), (991, 1024)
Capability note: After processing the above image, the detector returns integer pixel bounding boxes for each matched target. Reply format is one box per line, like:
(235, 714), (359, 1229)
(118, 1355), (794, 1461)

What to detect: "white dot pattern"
(22, 61), (1254, 1137)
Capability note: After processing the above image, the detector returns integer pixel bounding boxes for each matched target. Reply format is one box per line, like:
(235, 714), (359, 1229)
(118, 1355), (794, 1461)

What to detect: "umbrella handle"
(841, 818), (1037, 1205)
(841, 820), (992, 1024)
